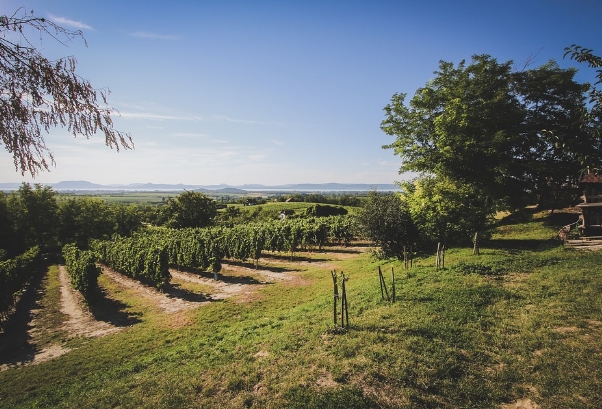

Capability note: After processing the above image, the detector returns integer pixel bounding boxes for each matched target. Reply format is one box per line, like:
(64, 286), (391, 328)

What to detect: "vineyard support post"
(379, 266), (390, 302)
(341, 271), (349, 329)
(378, 266), (386, 301)
(331, 270), (338, 326)
(391, 267), (396, 303)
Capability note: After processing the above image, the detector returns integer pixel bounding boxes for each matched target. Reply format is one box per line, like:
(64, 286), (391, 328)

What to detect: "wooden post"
(473, 231), (480, 255)
(441, 244), (445, 269)
(380, 266), (390, 301)
(436, 242), (441, 271)
(331, 270), (338, 326)
(378, 266), (385, 301)
(341, 272), (349, 328)
(391, 267), (396, 303)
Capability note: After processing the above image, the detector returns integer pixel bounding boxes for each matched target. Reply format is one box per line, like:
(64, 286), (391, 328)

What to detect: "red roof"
(581, 173), (602, 183)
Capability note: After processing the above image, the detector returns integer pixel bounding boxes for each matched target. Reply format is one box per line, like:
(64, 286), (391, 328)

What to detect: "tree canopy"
(0, 8), (132, 176)
(563, 45), (602, 171)
(356, 190), (416, 259)
(158, 191), (218, 229)
(382, 54), (594, 210)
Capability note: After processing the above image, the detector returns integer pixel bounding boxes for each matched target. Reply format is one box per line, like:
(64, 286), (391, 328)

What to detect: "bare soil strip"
(100, 266), (201, 313)
(58, 266), (122, 337)
(169, 269), (262, 300)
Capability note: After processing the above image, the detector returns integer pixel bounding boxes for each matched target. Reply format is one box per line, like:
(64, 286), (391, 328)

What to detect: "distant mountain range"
(0, 181), (400, 192)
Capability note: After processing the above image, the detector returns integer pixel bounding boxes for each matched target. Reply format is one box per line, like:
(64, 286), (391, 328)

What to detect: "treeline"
(0, 183), (143, 259)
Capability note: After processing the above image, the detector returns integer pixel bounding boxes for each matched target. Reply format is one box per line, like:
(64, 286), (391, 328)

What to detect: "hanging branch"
(0, 8), (132, 176)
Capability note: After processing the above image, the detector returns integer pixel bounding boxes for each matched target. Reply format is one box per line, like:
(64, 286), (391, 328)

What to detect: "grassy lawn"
(1, 211), (601, 408)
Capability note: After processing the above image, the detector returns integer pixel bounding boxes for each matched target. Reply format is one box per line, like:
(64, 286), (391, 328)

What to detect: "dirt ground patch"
(58, 265), (122, 337)
(100, 266), (202, 313)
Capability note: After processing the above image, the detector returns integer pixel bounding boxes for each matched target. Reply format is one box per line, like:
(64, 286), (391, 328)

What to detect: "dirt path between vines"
(58, 266), (122, 337)
(1, 245), (369, 372)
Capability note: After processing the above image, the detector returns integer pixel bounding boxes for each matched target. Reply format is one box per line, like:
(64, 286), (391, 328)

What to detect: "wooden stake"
(391, 267), (396, 303)
(341, 272), (349, 328)
(378, 266), (385, 301)
(331, 270), (338, 326)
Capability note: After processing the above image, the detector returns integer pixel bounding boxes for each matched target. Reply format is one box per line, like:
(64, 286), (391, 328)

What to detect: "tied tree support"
(436, 242), (446, 271)
(378, 266), (396, 303)
(331, 270), (349, 329)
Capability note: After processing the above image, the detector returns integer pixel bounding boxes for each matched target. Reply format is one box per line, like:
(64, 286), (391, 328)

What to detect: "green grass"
(1, 213), (602, 408)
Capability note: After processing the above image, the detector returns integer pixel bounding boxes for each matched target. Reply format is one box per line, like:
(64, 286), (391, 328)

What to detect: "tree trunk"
(473, 231), (480, 255)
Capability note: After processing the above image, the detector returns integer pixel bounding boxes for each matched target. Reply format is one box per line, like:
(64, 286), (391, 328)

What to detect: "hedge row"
(0, 246), (41, 326)
(62, 244), (101, 301)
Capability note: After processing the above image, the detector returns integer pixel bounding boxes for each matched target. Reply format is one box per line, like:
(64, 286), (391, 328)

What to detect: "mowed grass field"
(1, 211), (602, 408)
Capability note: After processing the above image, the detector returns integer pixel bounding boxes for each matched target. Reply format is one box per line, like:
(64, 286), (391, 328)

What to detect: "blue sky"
(2, 0), (602, 185)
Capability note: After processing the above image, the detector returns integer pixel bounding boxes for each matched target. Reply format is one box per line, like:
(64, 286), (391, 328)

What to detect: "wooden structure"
(577, 173), (602, 236)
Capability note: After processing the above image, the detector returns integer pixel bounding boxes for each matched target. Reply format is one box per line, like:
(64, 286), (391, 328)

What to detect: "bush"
(305, 204), (348, 217)
(62, 243), (101, 301)
(356, 191), (417, 259)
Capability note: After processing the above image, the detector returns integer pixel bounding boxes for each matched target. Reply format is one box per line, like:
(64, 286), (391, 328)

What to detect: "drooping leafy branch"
(0, 8), (132, 176)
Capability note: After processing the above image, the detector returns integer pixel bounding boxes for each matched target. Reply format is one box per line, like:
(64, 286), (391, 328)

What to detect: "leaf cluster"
(0, 8), (132, 176)
(0, 246), (40, 326)
(62, 243), (100, 301)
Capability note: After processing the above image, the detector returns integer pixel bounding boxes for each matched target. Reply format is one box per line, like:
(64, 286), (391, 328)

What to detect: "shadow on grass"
(222, 259), (295, 273)
(163, 282), (217, 303)
(172, 266), (265, 286)
(542, 212), (581, 229)
(259, 252), (332, 263)
(0, 264), (46, 368)
(486, 238), (560, 251)
(88, 286), (142, 327)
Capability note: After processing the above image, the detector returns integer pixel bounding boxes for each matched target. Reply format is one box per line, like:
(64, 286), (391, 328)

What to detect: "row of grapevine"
(91, 234), (170, 288)
(88, 215), (357, 284)
(155, 215), (358, 272)
(0, 246), (41, 326)
(62, 244), (101, 301)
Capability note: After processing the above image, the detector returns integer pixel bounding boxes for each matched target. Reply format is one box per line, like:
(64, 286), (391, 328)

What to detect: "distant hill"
(1, 181), (400, 192)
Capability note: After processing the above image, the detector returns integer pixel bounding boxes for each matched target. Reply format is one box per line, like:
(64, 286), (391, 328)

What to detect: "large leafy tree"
(401, 176), (495, 254)
(159, 191), (217, 229)
(0, 8), (132, 176)
(382, 54), (591, 210)
(563, 45), (602, 171)
(5, 183), (59, 253)
(58, 197), (118, 249)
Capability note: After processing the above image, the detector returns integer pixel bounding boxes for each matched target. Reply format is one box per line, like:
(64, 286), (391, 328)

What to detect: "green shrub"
(62, 243), (101, 301)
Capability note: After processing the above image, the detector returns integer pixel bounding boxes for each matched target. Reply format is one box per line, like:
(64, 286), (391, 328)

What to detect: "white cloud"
(48, 14), (93, 30)
(119, 112), (202, 122)
(171, 132), (230, 144)
(129, 31), (180, 40)
(211, 115), (262, 124)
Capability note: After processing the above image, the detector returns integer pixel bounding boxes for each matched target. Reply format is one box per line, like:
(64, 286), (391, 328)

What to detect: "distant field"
(67, 192), (362, 214)
(60, 192), (180, 205)
(223, 201), (361, 216)
(60, 191), (253, 205)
